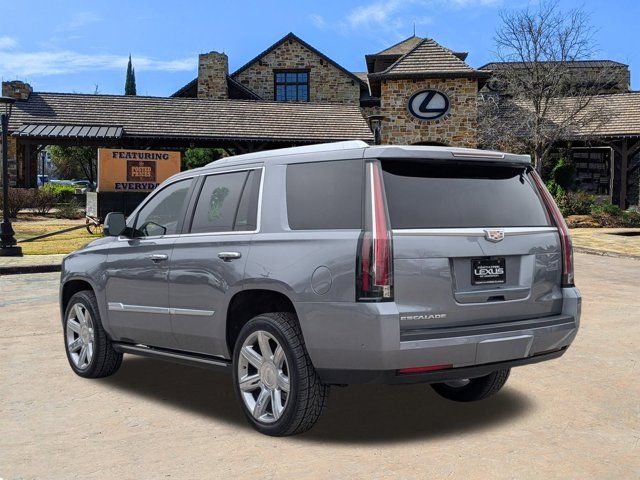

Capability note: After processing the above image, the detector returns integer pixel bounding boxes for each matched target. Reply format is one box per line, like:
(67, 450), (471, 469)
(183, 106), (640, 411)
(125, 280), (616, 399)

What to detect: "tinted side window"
(381, 161), (551, 229)
(190, 171), (249, 234)
(134, 179), (192, 237)
(286, 160), (363, 230)
(234, 169), (262, 231)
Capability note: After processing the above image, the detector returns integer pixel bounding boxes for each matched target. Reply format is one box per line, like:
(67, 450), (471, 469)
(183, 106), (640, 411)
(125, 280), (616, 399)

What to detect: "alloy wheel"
(237, 330), (290, 423)
(66, 303), (95, 370)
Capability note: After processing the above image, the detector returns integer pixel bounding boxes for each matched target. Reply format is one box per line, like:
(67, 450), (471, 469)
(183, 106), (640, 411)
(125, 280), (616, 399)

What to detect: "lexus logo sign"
(407, 90), (450, 121)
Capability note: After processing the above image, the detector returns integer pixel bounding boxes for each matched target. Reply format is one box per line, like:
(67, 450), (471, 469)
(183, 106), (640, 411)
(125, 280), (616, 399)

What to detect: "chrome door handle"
(146, 254), (168, 262)
(218, 251), (242, 261)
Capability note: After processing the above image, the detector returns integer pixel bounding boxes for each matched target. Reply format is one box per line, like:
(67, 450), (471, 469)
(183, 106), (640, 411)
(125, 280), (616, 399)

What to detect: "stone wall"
(233, 39), (360, 104)
(197, 52), (228, 100)
(379, 77), (478, 147)
(0, 137), (19, 187)
(0, 81), (30, 187)
(2, 80), (32, 100)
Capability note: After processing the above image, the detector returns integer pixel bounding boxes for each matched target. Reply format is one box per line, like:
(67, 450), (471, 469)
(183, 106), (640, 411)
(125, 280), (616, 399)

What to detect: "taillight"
(530, 170), (575, 287)
(398, 364), (452, 375)
(357, 161), (393, 301)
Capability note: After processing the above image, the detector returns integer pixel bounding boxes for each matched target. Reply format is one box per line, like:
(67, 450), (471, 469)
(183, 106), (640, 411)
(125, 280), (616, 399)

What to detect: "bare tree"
(480, 0), (615, 172)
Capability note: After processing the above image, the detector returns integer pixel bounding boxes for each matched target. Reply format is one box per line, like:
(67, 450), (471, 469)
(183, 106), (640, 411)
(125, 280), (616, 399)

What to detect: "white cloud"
(66, 12), (101, 29)
(449, 0), (501, 6)
(342, 0), (501, 32)
(346, 0), (404, 28)
(310, 13), (326, 28)
(0, 50), (196, 77)
(0, 36), (17, 50)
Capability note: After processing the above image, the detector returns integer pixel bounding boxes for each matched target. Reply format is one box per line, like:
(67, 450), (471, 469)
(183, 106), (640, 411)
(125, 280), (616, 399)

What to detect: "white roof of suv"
(196, 141), (531, 172)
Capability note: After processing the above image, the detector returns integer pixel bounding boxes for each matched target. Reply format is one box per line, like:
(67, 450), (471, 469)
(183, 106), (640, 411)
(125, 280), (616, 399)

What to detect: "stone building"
(173, 33), (490, 148)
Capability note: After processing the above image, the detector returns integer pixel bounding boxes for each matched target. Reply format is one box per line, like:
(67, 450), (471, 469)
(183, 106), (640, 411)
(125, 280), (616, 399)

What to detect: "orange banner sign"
(97, 148), (181, 192)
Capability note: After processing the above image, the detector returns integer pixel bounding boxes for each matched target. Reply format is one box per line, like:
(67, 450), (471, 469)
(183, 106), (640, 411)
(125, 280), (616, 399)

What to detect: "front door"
(105, 177), (194, 349)
(169, 167), (262, 355)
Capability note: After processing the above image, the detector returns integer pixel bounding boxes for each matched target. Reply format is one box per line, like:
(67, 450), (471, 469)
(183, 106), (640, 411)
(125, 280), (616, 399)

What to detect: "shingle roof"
(373, 36), (424, 56)
(479, 60), (628, 71)
(8, 92), (374, 143)
(505, 92), (640, 138)
(370, 38), (490, 79)
(556, 92), (640, 138)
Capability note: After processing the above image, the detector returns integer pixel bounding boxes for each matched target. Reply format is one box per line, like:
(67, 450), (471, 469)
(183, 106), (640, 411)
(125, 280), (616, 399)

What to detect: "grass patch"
(13, 215), (100, 255)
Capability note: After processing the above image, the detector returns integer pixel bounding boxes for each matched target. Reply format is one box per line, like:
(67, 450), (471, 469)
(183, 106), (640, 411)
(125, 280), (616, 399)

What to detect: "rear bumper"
(318, 347), (568, 385)
(296, 287), (580, 385)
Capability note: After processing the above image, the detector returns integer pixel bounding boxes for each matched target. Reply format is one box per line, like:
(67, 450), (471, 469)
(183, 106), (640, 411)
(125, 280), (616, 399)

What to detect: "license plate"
(472, 258), (506, 285)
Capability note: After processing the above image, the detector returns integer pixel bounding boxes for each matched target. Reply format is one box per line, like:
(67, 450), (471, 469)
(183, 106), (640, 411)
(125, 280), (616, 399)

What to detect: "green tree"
(125, 54), (137, 96)
(48, 146), (97, 184)
(182, 148), (225, 170)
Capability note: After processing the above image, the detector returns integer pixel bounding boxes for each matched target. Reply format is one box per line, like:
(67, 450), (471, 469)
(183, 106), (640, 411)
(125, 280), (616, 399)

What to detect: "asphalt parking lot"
(1, 252), (638, 479)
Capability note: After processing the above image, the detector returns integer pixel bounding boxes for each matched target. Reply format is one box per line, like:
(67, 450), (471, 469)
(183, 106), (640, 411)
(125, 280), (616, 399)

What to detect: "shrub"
(42, 184), (76, 203)
(32, 188), (57, 215)
(556, 191), (596, 217)
(54, 199), (83, 219)
(551, 156), (575, 191)
(0, 188), (33, 218)
(591, 202), (622, 216)
(622, 210), (640, 227)
(545, 179), (563, 198)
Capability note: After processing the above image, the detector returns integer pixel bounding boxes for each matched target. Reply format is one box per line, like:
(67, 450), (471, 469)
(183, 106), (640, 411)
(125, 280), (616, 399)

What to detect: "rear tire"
(63, 290), (122, 378)
(431, 369), (510, 402)
(232, 312), (329, 436)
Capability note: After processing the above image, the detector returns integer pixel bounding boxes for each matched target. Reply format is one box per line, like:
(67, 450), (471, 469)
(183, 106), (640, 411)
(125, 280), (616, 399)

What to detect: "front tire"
(63, 290), (122, 378)
(431, 369), (510, 402)
(232, 312), (329, 436)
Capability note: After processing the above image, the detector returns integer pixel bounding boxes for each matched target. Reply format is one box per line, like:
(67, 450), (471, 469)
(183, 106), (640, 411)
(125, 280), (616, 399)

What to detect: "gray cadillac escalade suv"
(60, 141), (580, 436)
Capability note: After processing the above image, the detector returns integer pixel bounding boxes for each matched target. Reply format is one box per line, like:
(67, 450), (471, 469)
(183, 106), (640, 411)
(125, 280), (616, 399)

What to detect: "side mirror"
(104, 212), (126, 237)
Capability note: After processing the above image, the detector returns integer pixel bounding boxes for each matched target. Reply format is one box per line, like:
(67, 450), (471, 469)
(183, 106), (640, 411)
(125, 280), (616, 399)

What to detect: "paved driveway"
(1, 253), (638, 479)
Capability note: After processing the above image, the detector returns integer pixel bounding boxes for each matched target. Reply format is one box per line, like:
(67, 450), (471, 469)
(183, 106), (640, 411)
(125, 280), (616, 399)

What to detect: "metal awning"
(13, 124), (124, 139)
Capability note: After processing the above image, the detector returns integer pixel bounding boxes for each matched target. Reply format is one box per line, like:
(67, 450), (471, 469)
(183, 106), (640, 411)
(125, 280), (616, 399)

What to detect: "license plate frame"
(471, 257), (506, 285)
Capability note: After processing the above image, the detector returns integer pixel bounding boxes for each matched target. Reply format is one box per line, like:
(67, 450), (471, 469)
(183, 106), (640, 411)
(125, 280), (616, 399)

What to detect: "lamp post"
(0, 95), (21, 256)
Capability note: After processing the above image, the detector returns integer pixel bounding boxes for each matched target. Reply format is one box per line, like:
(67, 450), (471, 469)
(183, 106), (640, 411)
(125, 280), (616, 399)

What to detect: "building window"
(275, 71), (309, 102)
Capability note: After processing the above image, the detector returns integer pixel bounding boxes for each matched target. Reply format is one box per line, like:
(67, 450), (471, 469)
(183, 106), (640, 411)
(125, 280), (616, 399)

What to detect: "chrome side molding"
(108, 303), (214, 316)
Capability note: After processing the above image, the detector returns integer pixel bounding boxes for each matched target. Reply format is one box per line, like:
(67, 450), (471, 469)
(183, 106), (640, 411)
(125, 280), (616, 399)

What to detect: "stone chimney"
(2, 80), (32, 100)
(197, 52), (228, 100)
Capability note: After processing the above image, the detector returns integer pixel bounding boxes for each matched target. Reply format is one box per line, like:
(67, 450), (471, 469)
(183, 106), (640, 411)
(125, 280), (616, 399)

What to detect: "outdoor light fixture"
(0, 95), (22, 256)
(368, 115), (385, 145)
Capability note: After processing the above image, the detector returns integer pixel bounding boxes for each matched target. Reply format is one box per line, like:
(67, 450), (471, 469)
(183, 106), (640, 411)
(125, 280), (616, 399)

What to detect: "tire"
(63, 290), (122, 378)
(232, 312), (329, 436)
(431, 369), (511, 402)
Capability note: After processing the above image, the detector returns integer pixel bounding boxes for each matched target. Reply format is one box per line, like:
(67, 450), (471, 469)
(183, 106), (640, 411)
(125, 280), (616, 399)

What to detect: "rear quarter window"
(286, 160), (363, 230)
(381, 160), (551, 229)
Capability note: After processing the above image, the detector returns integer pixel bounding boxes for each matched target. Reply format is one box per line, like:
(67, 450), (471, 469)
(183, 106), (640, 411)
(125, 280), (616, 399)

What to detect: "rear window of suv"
(381, 160), (551, 229)
(286, 160), (363, 230)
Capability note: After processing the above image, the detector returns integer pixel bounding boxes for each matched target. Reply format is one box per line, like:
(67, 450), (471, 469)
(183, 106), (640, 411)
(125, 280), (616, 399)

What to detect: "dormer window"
(275, 70), (309, 102)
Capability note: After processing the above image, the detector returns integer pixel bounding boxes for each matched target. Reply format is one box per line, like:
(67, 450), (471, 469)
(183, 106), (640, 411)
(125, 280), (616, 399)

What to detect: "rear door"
(381, 160), (563, 333)
(168, 167), (262, 355)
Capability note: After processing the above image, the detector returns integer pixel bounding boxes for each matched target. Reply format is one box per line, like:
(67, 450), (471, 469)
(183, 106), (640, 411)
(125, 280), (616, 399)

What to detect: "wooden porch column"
(619, 140), (628, 208)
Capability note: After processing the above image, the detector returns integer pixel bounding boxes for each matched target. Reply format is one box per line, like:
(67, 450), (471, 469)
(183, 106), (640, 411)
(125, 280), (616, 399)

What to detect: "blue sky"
(1, 0), (637, 96)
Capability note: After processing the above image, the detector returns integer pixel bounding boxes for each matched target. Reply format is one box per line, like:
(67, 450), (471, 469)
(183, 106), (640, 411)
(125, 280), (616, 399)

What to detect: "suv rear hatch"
(378, 153), (564, 334)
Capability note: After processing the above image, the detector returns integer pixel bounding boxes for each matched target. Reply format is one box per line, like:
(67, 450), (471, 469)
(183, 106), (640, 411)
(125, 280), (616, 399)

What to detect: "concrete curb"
(0, 264), (62, 276)
(574, 247), (640, 261)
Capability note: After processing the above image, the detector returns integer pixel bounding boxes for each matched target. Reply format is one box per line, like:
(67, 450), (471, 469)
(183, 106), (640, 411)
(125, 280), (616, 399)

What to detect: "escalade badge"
(484, 229), (505, 242)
